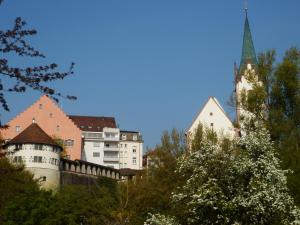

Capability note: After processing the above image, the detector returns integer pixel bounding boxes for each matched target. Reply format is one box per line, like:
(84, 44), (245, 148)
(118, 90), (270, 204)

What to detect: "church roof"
(239, 11), (257, 75)
(7, 123), (59, 147)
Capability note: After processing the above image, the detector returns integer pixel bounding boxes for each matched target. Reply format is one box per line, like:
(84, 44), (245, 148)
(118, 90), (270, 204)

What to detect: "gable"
(1, 95), (82, 160)
(187, 97), (235, 138)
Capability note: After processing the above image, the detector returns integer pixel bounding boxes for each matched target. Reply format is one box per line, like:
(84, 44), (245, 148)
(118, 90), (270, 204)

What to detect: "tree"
(0, 1), (76, 113)
(0, 157), (40, 223)
(2, 189), (56, 225)
(2, 177), (120, 225)
(171, 123), (300, 225)
(119, 129), (185, 225)
(243, 47), (300, 205)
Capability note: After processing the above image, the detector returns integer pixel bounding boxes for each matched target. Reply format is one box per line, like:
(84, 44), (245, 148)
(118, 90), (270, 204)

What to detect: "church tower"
(235, 8), (258, 128)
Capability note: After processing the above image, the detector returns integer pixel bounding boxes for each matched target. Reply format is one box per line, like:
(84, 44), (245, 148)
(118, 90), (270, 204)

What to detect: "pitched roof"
(7, 123), (58, 146)
(68, 115), (117, 132)
(239, 11), (257, 75)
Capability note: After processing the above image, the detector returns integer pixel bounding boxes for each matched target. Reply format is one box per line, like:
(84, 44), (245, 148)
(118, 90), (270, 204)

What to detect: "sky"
(1, 1), (300, 149)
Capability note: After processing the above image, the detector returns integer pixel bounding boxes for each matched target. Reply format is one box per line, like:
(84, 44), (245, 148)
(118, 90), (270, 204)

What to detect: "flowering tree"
(144, 213), (179, 225)
(170, 125), (300, 225)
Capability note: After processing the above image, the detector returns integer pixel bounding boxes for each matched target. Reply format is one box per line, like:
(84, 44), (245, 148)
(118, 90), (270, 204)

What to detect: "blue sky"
(1, 1), (300, 149)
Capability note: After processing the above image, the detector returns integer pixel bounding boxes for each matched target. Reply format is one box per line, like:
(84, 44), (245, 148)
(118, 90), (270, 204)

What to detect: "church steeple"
(239, 9), (257, 74)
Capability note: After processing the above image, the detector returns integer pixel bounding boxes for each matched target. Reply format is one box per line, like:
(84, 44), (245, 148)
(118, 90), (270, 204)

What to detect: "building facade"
(4, 123), (62, 190)
(68, 115), (121, 169)
(119, 131), (143, 170)
(1, 95), (82, 160)
(234, 10), (259, 129)
(187, 10), (258, 142)
(1, 95), (143, 170)
(187, 97), (235, 142)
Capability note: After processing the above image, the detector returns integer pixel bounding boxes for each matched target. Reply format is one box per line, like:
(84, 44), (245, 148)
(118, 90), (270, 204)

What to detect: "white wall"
(119, 141), (143, 169)
(83, 140), (104, 165)
(6, 144), (61, 190)
(188, 97), (235, 139)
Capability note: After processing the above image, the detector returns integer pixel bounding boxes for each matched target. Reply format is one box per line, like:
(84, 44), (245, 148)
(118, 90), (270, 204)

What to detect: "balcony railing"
(103, 146), (119, 152)
(103, 136), (119, 142)
(103, 156), (119, 162)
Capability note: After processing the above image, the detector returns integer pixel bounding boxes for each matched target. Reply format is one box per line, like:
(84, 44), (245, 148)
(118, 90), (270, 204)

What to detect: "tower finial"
(244, 0), (248, 16)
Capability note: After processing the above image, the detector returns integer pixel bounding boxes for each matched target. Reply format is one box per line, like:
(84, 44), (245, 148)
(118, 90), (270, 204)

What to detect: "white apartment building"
(69, 115), (121, 169)
(69, 115), (143, 170)
(119, 131), (143, 170)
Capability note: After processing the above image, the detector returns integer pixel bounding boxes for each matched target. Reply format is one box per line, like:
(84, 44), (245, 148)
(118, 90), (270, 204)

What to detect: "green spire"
(239, 10), (257, 74)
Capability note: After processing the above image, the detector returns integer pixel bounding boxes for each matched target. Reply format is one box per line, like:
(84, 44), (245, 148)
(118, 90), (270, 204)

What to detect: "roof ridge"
(7, 123), (59, 146)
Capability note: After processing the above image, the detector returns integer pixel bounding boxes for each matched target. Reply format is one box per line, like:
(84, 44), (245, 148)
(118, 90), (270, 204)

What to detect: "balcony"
(103, 146), (119, 152)
(82, 132), (103, 140)
(103, 156), (119, 162)
(103, 136), (119, 142)
(103, 128), (119, 142)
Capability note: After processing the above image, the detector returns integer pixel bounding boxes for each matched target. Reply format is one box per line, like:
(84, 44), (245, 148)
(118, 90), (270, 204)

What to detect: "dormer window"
(15, 126), (21, 132)
(133, 135), (137, 141)
(122, 134), (126, 140)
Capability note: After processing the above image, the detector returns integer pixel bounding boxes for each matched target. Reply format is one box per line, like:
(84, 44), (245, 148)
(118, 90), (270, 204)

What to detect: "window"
(64, 139), (74, 147)
(105, 143), (110, 148)
(50, 158), (58, 165)
(13, 156), (23, 163)
(122, 134), (126, 140)
(93, 142), (100, 147)
(133, 148), (136, 153)
(124, 144), (127, 148)
(210, 112), (213, 116)
(210, 123), (214, 127)
(120, 144), (123, 148)
(106, 132), (116, 139)
(39, 104), (43, 109)
(56, 125), (60, 132)
(132, 157), (137, 165)
(15, 144), (23, 150)
(32, 118), (36, 123)
(133, 135), (137, 141)
(93, 152), (100, 157)
(15, 126), (21, 132)
(33, 156), (43, 163)
(34, 144), (43, 150)
(49, 113), (53, 118)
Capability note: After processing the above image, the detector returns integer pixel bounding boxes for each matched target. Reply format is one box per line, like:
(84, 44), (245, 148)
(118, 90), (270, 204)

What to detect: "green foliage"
(256, 47), (300, 205)
(240, 47), (300, 206)
(0, 158), (39, 223)
(172, 124), (300, 225)
(3, 189), (55, 225)
(2, 176), (120, 225)
(191, 123), (203, 151)
(119, 129), (185, 225)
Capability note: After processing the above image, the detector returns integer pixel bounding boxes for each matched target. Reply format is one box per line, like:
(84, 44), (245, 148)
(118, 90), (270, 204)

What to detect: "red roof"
(7, 123), (59, 147)
(68, 115), (116, 132)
